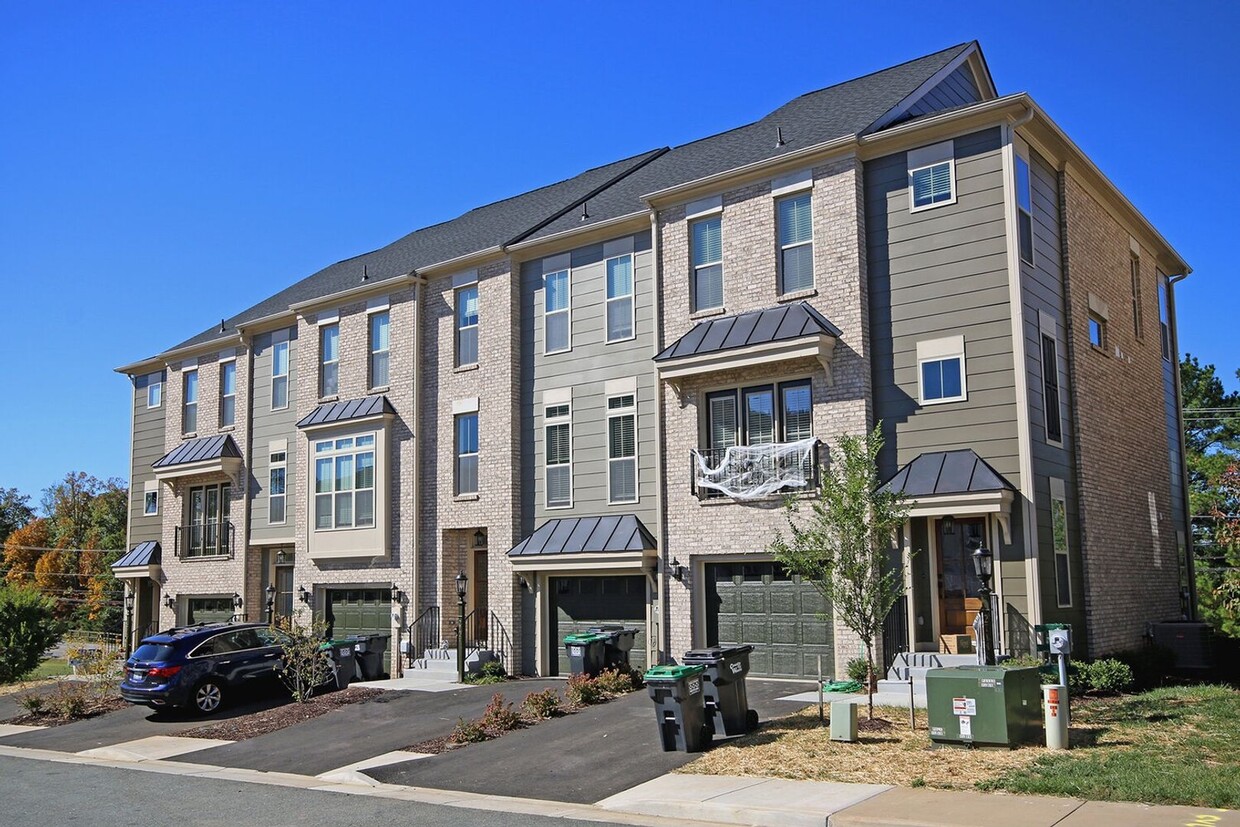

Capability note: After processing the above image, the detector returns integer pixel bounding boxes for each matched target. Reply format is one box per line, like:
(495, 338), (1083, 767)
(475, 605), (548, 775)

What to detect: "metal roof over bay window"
(296, 394), (395, 431)
(152, 435), (243, 481)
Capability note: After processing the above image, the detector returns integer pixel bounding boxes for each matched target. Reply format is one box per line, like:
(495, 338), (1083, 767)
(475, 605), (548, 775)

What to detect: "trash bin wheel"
(747, 709), (760, 731)
(698, 723), (714, 750)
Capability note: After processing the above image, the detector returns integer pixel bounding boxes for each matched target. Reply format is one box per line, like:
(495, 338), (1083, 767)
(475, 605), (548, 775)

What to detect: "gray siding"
(1162, 278), (1186, 530)
(519, 232), (658, 531)
(248, 327), (299, 540)
(905, 64), (982, 118)
(127, 371), (166, 546)
(867, 127), (1020, 487)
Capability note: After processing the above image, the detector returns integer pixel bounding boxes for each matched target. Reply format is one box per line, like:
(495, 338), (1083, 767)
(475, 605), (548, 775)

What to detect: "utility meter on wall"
(1048, 627), (1072, 655)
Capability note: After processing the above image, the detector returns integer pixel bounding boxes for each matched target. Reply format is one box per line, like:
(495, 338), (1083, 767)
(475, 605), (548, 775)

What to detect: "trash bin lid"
(563, 632), (609, 644)
(683, 644), (753, 662)
(643, 664), (704, 681)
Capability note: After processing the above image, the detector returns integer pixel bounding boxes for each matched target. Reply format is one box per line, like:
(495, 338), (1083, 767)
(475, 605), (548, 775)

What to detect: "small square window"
(147, 380), (162, 409)
(915, 335), (966, 405)
(144, 490), (158, 516)
(908, 140), (956, 213)
(1088, 314), (1106, 349)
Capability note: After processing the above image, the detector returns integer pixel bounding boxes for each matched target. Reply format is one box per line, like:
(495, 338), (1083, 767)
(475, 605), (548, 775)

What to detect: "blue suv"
(121, 622), (290, 715)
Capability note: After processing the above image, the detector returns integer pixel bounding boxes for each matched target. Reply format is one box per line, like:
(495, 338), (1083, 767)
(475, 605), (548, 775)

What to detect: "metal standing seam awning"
(653, 301), (842, 390)
(880, 449), (1016, 542)
(152, 434), (243, 481)
(111, 541), (162, 580)
(296, 394), (395, 430)
(507, 515), (657, 572)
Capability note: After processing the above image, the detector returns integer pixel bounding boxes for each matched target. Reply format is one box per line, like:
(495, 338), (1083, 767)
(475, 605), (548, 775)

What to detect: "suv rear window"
(132, 643), (176, 662)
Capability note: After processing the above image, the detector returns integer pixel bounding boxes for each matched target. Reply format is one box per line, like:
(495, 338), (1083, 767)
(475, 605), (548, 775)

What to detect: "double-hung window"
(691, 216), (723, 311)
(1041, 332), (1063, 444)
(147, 375), (162, 408)
(269, 449), (287, 525)
(545, 403), (572, 508)
(320, 323), (339, 398)
(544, 270), (570, 353)
(456, 286), (479, 366)
(1051, 479), (1072, 607)
(705, 379), (812, 451)
(313, 435), (375, 530)
(455, 413), (479, 496)
(777, 193), (813, 294)
(370, 311), (389, 388)
(605, 255), (634, 342)
(607, 395), (637, 504)
(1089, 314), (1106, 349)
(908, 140), (956, 211)
(182, 369), (198, 434)
(1129, 254), (1143, 341)
(1158, 275), (1171, 361)
(1016, 154), (1034, 265)
(916, 336), (966, 405)
(271, 338), (289, 410)
(219, 360), (236, 428)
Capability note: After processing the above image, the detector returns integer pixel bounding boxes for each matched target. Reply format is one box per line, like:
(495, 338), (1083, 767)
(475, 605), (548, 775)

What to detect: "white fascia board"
(154, 456), (243, 482)
(508, 550), (653, 573)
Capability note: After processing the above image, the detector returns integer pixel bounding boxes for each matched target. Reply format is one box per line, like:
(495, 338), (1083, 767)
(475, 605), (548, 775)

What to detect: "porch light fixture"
(297, 585), (310, 604)
(266, 583), (277, 624)
(971, 544), (995, 666)
(276, 548), (287, 564)
(669, 557), (684, 582)
(455, 571), (468, 600)
(971, 544), (994, 582)
(473, 529), (487, 548)
(124, 592), (134, 614)
(941, 515), (956, 535)
(163, 594), (176, 610)
(455, 571), (468, 684)
(391, 582), (404, 604)
(232, 592), (243, 611)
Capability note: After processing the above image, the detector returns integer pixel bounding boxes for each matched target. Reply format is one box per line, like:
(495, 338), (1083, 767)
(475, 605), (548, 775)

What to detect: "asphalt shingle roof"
(654, 301), (842, 362)
(880, 449), (1014, 497)
(152, 434), (243, 469)
(508, 515), (657, 557)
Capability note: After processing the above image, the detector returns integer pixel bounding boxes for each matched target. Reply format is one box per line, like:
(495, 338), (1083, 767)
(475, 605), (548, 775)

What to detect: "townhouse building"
(116, 42), (1192, 680)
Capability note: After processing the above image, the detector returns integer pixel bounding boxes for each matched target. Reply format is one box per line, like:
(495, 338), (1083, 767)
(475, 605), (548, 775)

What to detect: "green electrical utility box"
(925, 665), (1043, 748)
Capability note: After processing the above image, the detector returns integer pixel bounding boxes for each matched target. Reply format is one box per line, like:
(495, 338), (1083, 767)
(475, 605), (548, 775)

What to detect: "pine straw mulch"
(680, 703), (1060, 790)
(179, 687), (384, 741)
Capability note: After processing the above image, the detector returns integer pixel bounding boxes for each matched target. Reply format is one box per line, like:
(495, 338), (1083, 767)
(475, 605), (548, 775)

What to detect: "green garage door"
(326, 588), (392, 673)
(550, 575), (646, 676)
(705, 562), (832, 678)
(186, 596), (235, 625)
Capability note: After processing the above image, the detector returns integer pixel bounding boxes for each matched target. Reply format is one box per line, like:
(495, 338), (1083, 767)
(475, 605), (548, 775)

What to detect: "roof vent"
(219, 319), (226, 333)
(775, 126), (786, 148)
(580, 201), (590, 222)
(361, 264), (368, 283)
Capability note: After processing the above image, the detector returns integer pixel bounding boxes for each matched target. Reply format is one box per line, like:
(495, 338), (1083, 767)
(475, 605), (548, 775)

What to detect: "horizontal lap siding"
(128, 372), (166, 545)
(904, 64), (982, 118)
(249, 328), (298, 541)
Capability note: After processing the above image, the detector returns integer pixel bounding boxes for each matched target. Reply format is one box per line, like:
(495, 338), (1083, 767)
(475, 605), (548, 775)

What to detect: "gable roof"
(654, 301), (841, 363)
(880, 449), (1014, 497)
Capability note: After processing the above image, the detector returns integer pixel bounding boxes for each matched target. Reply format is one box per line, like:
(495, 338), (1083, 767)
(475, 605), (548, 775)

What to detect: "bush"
(467, 659), (508, 685)
(480, 692), (523, 734)
(846, 657), (870, 683)
(595, 668), (638, 696)
(450, 717), (488, 744)
(1111, 645), (1176, 690)
(522, 688), (561, 720)
(273, 617), (332, 703)
(49, 680), (88, 719)
(0, 584), (63, 684)
(565, 673), (604, 706)
(1003, 654), (1045, 669)
(1084, 658), (1134, 694)
(16, 692), (45, 716)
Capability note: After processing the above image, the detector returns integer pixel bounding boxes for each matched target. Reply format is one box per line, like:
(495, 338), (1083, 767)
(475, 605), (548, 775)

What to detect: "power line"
(0, 544), (125, 555)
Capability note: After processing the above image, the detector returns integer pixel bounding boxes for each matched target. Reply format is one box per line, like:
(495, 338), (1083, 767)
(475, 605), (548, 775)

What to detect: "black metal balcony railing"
(691, 439), (821, 501)
(174, 520), (235, 559)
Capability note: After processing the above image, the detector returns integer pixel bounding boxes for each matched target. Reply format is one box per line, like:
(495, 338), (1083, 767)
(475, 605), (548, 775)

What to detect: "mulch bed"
(180, 687), (384, 741)
(2, 696), (128, 727)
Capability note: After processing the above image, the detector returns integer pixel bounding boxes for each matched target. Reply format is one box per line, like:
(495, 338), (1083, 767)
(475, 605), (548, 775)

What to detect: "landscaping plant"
(565, 673), (604, 706)
(770, 425), (910, 720)
(595, 667), (639, 696)
(845, 657), (870, 684)
(522, 687), (561, 720)
(450, 716), (488, 744)
(0, 583), (63, 683)
(467, 659), (507, 685)
(1082, 658), (1135, 694)
(480, 692), (523, 734)
(273, 616), (332, 703)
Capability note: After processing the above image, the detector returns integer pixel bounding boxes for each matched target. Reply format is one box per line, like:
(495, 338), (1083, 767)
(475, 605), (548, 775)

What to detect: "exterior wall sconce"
(163, 594), (176, 610)
(276, 548), (288, 564)
(232, 592), (243, 611)
(298, 585), (310, 604)
(942, 515), (956, 535)
(474, 529), (487, 548)
(518, 575), (532, 592)
(391, 582), (404, 603)
(669, 557), (684, 581)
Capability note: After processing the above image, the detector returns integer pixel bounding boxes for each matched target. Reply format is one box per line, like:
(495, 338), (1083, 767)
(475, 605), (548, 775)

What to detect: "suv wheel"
(192, 679), (225, 715)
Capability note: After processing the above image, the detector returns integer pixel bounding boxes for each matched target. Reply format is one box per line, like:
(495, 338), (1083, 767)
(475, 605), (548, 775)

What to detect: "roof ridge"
(782, 42), (973, 106)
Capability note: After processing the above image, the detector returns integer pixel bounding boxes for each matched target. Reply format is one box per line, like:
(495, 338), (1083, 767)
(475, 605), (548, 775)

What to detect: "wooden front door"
(937, 518), (986, 644)
(471, 547), (488, 642)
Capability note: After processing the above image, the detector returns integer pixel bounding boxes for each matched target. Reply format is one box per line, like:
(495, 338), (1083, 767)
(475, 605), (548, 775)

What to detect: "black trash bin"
(587, 625), (639, 671)
(563, 632), (609, 676)
(644, 664), (712, 753)
(320, 639), (357, 690)
(349, 634), (391, 681)
(683, 645), (759, 737)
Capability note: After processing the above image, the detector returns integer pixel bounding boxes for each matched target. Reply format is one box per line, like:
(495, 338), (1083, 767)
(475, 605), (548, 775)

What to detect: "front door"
(937, 518), (985, 645)
(471, 547), (488, 643)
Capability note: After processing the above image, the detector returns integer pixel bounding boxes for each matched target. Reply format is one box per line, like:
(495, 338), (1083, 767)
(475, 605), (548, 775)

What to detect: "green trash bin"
(319, 639), (357, 690)
(564, 632), (609, 676)
(925, 665), (1043, 748)
(643, 664), (712, 753)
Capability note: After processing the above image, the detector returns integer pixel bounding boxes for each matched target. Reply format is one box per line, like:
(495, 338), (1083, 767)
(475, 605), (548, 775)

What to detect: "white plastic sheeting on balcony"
(691, 438), (820, 500)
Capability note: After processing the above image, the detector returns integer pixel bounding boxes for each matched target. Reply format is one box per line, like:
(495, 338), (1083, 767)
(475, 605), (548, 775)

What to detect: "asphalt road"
(0, 754), (627, 827)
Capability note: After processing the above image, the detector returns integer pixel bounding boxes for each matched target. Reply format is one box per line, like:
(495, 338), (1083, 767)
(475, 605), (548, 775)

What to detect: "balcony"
(690, 439), (821, 501)
(174, 520), (235, 559)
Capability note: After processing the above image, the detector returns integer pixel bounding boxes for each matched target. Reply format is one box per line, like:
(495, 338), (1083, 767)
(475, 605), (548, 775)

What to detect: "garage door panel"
(716, 619), (740, 642)
(551, 575), (646, 677)
(800, 619), (831, 643)
(770, 591), (796, 614)
(769, 620), (799, 645)
(740, 590), (766, 614)
(800, 591), (829, 614)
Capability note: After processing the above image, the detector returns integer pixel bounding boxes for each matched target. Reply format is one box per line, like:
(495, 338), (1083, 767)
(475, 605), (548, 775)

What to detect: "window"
(272, 339), (289, 410)
(147, 376), (162, 409)
(455, 413), (479, 496)
(186, 483), (230, 557)
(219, 361), (236, 428)
(456, 286), (479, 367)
(705, 379), (812, 450)
(908, 140), (956, 211)
(605, 255), (634, 342)
(320, 323), (339, 398)
(545, 403), (572, 508)
(144, 490), (158, 516)
(691, 216), (723, 311)
(269, 450), (287, 525)
(1088, 314), (1106, 349)
(1041, 333), (1062, 443)
(1130, 255), (1143, 340)
(916, 336), (966, 404)
(544, 270), (570, 353)
(1051, 483), (1072, 607)
(1016, 155), (1034, 265)
(607, 395), (637, 504)
(369, 311), (389, 388)
(313, 434), (375, 530)
(182, 369), (198, 434)
(777, 193), (813, 294)
(1159, 275), (1171, 361)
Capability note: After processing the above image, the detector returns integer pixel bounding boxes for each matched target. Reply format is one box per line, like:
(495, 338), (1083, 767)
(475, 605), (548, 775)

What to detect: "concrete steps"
(406, 647), (495, 677)
(876, 653), (977, 695)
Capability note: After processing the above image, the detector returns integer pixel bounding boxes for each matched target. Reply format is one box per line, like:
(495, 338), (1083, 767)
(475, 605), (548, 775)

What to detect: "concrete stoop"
(876, 653), (977, 697)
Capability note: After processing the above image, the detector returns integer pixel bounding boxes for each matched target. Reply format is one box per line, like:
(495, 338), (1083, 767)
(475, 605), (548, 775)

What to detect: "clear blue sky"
(1, 1), (1236, 502)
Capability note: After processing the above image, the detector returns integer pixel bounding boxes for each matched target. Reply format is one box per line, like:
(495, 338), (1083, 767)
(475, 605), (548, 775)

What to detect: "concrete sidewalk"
(598, 773), (1239, 827)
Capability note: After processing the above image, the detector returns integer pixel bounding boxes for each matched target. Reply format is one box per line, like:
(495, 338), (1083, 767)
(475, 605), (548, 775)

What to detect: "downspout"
(649, 210), (667, 665)
(1167, 272), (1195, 619)
(407, 272), (424, 677)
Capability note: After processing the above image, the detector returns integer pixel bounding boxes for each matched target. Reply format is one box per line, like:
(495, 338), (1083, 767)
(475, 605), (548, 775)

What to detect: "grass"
(681, 684), (1240, 809)
(28, 658), (71, 680)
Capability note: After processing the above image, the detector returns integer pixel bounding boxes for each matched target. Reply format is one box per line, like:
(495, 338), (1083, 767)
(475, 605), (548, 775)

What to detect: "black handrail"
(174, 520), (235, 559)
(407, 605), (440, 666)
(488, 610), (512, 675)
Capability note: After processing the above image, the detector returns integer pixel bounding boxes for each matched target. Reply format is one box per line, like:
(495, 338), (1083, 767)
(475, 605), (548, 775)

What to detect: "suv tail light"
(146, 665), (182, 680)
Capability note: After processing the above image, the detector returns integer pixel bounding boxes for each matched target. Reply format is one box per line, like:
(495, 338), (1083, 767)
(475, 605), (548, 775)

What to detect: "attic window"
(908, 140), (956, 212)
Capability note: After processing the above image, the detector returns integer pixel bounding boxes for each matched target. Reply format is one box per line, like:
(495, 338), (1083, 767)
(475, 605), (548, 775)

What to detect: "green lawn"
(28, 657), (72, 680)
(979, 684), (1240, 808)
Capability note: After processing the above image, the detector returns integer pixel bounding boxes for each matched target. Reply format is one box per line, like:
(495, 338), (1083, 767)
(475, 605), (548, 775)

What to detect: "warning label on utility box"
(959, 715), (972, 739)
(952, 697), (977, 716)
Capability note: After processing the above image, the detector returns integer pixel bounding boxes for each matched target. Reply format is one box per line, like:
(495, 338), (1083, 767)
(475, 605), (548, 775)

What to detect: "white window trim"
(271, 338), (290, 411)
(776, 192), (814, 296)
(544, 403), (573, 509)
(915, 335), (967, 405)
(312, 433), (377, 532)
(1050, 477), (1072, 608)
(454, 412), (479, 496)
(319, 322), (339, 399)
(1015, 147), (1035, 266)
(369, 309), (390, 389)
(690, 215), (724, 313)
(543, 269), (572, 355)
(908, 140), (957, 213)
(456, 285), (479, 367)
(146, 377), (162, 409)
(182, 369), (199, 435)
(770, 168), (812, 198)
(268, 448), (287, 526)
(605, 253), (636, 344)
(219, 359), (237, 428)
(1038, 312), (1065, 449)
(143, 481), (159, 516)
(607, 393), (638, 505)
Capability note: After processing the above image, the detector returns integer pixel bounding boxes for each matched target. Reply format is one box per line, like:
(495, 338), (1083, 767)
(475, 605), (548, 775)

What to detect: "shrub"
(595, 668), (638, 696)
(0, 584), (63, 684)
(481, 692), (523, 734)
(565, 673), (604, 706)
(49, 680), (88, 719)
(16, 692), (45, 716)
(1067, 660), (1090, 695)
(467, 659), (508, 685)
(274, 616), (333, 703)
(1111, 645), (1176, 690)
(450, 717), (488, 744)
(522, 688), (561, 720)
(1084, 658), (1134, 694)
(846, 657), (870, 683)
(1003, 654), (1045, 669)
